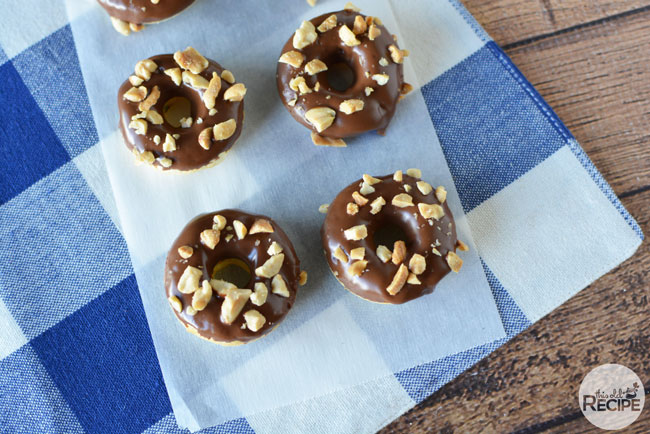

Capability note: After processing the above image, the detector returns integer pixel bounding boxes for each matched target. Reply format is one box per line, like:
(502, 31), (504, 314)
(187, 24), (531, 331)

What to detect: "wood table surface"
(381, 1), (650, 432)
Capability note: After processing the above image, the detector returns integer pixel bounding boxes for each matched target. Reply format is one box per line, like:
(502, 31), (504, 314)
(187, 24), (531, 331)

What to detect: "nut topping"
(233, 220), (247, 240)
(271, 274), (290, 297)
(446, 251), (463, 273)
(138, 85), (160, 111)
(305, 59), (328, 75)
(305, 107), (336, 132)
(376, 245), (392, 263)
(311, 132), (347, 147)
(123, 86), (148, 102)
(200, 229), (220, 249)
(363, 174), (381, 185)
(299, 270), (308, 286)
(457, 240), (469, 251)
(135, 59), (157, 81)
(368, 24), (381, 40)
(317, 14), (337, 32)
(407, 273), (421, 285)
(350, 247), (366, 261)
(192, 280), (213, 311)
(279, 50), (305, 68)
(418, 203), (445, 220)
(249, 219), (274, 234)
(213, 119), (237, 140)
(289, 76), (312, 95)
(334, 246), (349, 263)
(212, 215), (227, 231)
(255, 253), (285, 278)
(250, 282), (268, 306)
(163, 134), (176, 152)
(179, 117), (193, 128)
(386, 263), (408, 295)
(164, 67), (182, 86)
(129, 75), (144, 86)
(435, 186), (447, 203)
(392, 193), (414, 208)
(416, 181), (433, 195)
(221, 70), (235, 84)
(346, 202), (359, 215)
(182, 71), (209, 89)
(223, 83), (247, 102)
(178, 265), (202, 294)
(339, 25), (360, 46)
(198, 127), (212, 150)
(293, 20), (318, 49)
(244, 310), (266, 332)
(392, 240), (407, 265)
(221, 288), (252, 324)
(344, 224), (368, 240)
(352, 191), (368, 205)
(408, 254), (426, 275)
(267, 241), (283, 256)
(168, 296), (182, 313)
(178, 245), (194, 259)
(145, 110), (163, 125)
(173, 47), (208, 74)
(370, 196), (386, 214)
(388, 44), (409, 64)
(359, 182), (375, 195)
(347, 260), (368, 277)
(406, 168), (421, 178)
(210, 279), (236, 297)
(203, 72), (222, 109)
(339, 99), (364, 115)
(371, 73), (389, 85)
(393, 170), (403, 182)
(129, 118), (148, 135)
(344, 2), (361, 12)
(353, 15), (367, 34)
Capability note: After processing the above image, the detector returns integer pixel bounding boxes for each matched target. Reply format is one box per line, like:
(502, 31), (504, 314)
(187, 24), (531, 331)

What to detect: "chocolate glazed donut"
(98, 0), (195, 35)
(165, 210), (306, 345)
(118, 47), (246, 171)
(276, 5), (413, 146)
(321, 170), (467, 304)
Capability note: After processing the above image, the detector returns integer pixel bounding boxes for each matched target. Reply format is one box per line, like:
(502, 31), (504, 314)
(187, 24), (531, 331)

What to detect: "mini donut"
(98, 0), (195, 35)
(164, 209), (306, 345)
(276, 4), (413, 146)
(321, 169), (467, 304)
(118, 47), (246, 172)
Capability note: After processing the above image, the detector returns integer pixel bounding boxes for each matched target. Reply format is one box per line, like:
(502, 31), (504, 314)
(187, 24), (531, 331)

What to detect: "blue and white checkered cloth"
(0, 0), (642, 433)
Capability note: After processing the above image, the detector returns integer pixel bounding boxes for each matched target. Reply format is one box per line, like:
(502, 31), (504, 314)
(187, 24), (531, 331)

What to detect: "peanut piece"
(221, 70), (235, 84)
(255, 253), (284, 278)
(163, 134), (176, 152)
(213, 119), (237, 140)
(233, 220), (247, 240)
(293, 21), (318, 49)
(223, 83), (247, 102)
(305, 107), (336, 132)
(406, 168), (421, 178)
(353, 15), (367, 34)
(370, 196), (386, 214)
(317, 14), (337, 32)
(221, 288), (252, 324)
(311, 132), (346, 147)
(446, 251), (463, 273)
(271, 274), (290, 297)
(249, 219), (274, 234)
(164, 67), (182, 86)
(368, 24), (381, 40)
(350, 247), (365, 260)
(178, 245), (193, 259)
(198, 127), (212, 150)
(392, 240), (406, 265)
(347, 202), (359, 215)
(416, 181), (433, 195)
(339, 25), (360, 46)
(210, 279), (236, 297)
(123, 86), (147, 102)
(135, 59), (157, 81)
(267, 241), (283, 256)
(138, 85), (160, 111)
(192, 280), (213, 311)
(418, 203), (445, 220)
(168, 296), (183, 312)
(200, 229), (220, 249)
(178, 266), (202, 294)
(299, 270), (308, 286)
(347, 260), (368, 277)
(372, 73), (389, 85)
(182, 71), (209, 89)
(386, 264), (408, 295)
(435, 186), (447, 203)
(408, 253), (426, 275)
(344, 224), (368, 240)
(334, 246), (348, 263)
(392, 193), (414, 208)
(352, 191), (368, 205)
(376, 245), (392, 263)
(174, 47), (208, 74)
(279, 51), (305, 68)
(203, 72), (222, 109)
(250, 282), (268, 306)
(339, 99), (364, 114)
(244, 310), (266, 331)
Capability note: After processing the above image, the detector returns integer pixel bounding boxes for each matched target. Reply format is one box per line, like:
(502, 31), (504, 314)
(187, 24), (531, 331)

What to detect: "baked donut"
(118, 47), (246, 172)
(276, 3), (413, 146)
(321, 169), (467, 304)
(164, 209), (306, 345)
(98, 0), (195, 35)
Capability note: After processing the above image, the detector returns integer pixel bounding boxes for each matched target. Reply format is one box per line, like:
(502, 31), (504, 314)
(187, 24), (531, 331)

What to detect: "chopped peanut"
(392, 240), (407, 265)
(174, 47), (209, 74)
(386, 264), (408, 295)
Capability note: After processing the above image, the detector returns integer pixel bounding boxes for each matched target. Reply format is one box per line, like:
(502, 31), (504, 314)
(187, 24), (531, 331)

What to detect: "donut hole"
(324, 54), (356, 92)
(212, 258), (251, 288)
(162, 96), (192, 128)
(372, 221), (410, 251)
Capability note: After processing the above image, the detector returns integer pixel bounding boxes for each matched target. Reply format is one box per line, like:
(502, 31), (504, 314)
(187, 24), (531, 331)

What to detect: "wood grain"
(381, 2), (650, 433)
(463, 0), (650, 46)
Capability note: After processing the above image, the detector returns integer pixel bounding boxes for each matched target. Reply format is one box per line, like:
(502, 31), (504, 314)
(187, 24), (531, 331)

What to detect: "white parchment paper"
(66, 0), (506, 429)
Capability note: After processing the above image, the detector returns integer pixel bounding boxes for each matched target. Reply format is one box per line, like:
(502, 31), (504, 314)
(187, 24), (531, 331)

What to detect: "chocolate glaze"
(321, 173), (458, 304)
(277, 10), (405, 139)
(164, 210), (301, 344)
(118, 54), (244, 171)
(97, 0), (195, 24)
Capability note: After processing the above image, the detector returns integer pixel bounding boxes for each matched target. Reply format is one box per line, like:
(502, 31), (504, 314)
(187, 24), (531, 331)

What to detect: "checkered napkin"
(0, 0), (642, 433)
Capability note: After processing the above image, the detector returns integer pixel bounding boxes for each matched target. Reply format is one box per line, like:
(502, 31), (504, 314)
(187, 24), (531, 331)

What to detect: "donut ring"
(321, 170), (467, 304)
(276, 6), (412, 145)
(98, 0), (195, 35)
(118, 47), (246, 172)
(164, 209), (305, 345)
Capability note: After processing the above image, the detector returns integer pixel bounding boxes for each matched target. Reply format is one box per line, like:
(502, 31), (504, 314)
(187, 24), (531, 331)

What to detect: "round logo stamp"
(579, 363), (645, 430)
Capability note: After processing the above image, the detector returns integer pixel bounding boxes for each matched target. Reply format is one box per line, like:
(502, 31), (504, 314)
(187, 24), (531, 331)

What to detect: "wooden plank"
(382, 189), (649, 432)
(462, 0), (650, 46)
(505, 9), (650, 196)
